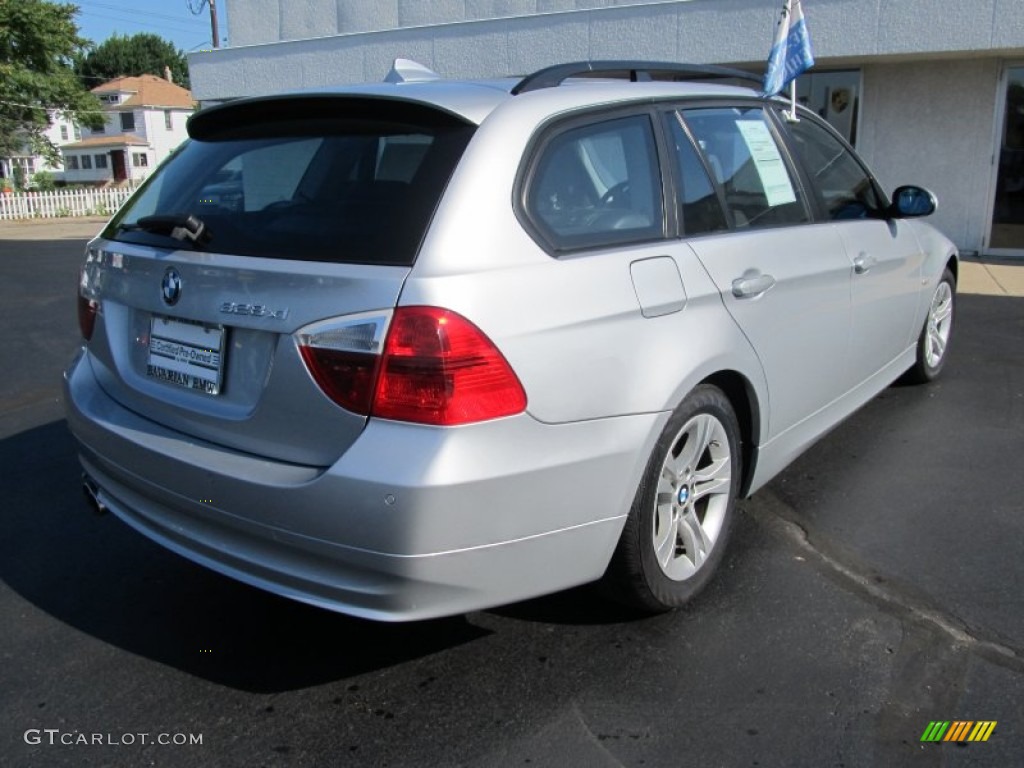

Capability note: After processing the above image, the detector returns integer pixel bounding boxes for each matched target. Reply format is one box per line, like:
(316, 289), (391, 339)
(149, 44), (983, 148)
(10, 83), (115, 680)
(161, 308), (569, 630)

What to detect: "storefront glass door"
(990, 66), (1024, 252)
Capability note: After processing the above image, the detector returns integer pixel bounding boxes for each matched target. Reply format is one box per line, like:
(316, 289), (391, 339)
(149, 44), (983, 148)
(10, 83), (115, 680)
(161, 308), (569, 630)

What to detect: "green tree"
(0, 0), (103, 164)
(76, 33), (190, 90)
(32, 169), (57, 190)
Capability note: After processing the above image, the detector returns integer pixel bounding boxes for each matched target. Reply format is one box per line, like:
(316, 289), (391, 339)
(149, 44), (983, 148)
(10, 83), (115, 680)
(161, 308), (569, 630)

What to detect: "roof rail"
(511, 60), (761, 95)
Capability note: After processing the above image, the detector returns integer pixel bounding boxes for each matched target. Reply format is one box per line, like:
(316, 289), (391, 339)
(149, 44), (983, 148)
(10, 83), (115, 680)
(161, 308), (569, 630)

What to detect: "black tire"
(903, 267), (956, 384)
(604, 384), (741, 613)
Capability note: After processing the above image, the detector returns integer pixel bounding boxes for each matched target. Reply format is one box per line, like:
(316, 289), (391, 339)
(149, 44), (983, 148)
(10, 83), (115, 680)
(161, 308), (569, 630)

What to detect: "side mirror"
(890, 185), (937, 218)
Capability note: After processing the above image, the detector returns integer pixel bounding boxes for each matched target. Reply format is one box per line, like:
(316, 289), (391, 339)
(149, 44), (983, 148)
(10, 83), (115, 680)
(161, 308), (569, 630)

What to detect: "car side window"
(664, 113), (729, 237)
(681, 107), (808, 230)
(526, 114), (663, 251)
(782, 114), (884, 220)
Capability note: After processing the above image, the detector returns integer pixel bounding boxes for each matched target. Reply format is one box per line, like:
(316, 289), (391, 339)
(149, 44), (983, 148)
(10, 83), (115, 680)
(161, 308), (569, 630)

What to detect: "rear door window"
(105, 99), (475, 266)
(524, 114), (664, 251)
(663, 113), (729, 237)
(680, 107), (809, 230)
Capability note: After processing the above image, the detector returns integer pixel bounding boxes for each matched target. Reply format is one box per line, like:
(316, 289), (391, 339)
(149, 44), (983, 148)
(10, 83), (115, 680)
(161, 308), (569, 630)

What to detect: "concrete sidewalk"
(0, 217), (108, 241)
(1, 217), (1021, 296)
(959, 256), (1024, 297)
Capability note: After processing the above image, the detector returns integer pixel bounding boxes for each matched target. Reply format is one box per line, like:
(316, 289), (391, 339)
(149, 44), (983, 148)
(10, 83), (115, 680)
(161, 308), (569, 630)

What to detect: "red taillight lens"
(297, 307), (527, 425)
(78, 261), (99, 341)
(373, 307), (527, 425)
(78, 294), (98, 340)
(296, 315), (388, 415)
(298, 346), (380, 415)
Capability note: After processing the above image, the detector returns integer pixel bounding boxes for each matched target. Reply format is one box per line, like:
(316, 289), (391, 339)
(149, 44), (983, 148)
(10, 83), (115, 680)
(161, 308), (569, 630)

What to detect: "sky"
(73, 0), (229, 53)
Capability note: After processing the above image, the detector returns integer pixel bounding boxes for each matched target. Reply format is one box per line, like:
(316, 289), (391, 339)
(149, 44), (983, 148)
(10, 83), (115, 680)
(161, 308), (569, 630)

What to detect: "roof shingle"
(62, 134), (150, 149)
(93, 74), (193, 109)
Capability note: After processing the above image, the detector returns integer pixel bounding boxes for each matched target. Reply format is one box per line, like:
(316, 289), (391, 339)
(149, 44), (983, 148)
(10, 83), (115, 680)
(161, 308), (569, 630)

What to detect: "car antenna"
(384, 58), (442, 84)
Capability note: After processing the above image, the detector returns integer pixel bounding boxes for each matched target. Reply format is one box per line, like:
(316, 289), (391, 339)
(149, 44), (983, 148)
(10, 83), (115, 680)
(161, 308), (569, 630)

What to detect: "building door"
(111, 150), (127, 182)
(989, 66), (1024, 254)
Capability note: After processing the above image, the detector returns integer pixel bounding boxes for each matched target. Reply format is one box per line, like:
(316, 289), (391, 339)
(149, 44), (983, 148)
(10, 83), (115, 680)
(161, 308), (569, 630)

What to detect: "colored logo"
(920, 721), (996, 743)
(162, 268), (182, 306)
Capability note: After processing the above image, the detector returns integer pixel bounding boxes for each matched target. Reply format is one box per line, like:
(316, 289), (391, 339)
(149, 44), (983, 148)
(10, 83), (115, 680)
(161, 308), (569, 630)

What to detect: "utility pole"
(209, 0), (220, 48)
(188, 0), (221, 48)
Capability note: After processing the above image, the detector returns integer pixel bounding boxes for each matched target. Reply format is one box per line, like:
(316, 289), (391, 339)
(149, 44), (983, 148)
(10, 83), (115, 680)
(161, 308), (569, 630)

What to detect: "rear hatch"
(82, 96), (475, 466)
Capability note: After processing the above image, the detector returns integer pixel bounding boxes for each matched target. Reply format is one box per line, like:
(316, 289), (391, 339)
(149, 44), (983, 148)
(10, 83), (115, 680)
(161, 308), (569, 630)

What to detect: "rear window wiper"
(123, 214), (212, 246)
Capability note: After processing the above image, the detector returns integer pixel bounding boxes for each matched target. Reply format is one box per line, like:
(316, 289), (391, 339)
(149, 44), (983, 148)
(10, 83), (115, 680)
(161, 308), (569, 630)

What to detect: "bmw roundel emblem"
(161, 267), (182, 306)
(677, 486), (690, 505)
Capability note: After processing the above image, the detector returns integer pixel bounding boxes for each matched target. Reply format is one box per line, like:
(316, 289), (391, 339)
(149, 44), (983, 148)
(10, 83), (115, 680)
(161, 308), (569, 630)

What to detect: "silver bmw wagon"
(65, 61), (958, 621)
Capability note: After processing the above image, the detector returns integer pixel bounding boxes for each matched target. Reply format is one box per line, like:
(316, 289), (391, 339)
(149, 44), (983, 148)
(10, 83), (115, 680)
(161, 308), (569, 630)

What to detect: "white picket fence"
(0, 186), (139, 220)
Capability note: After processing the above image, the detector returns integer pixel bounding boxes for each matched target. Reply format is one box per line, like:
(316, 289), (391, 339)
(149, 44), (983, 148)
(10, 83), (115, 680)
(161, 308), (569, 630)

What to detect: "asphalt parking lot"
(1, 217), (1022, 767)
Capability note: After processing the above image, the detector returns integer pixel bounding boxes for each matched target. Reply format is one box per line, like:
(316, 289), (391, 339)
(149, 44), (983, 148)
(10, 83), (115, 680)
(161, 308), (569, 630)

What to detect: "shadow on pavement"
(488, 583), (646, 625)
(0, 420), (489, 694)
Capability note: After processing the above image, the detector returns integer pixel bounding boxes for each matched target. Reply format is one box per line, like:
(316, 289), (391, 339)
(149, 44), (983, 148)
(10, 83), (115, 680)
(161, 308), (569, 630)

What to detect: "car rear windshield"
(104, 96), (475, 265)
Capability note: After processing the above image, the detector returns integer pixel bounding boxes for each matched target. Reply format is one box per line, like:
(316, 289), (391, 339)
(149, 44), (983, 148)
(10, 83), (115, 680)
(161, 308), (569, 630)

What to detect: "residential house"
(0, 113), (80, 187)
(61, 73), (194, 185)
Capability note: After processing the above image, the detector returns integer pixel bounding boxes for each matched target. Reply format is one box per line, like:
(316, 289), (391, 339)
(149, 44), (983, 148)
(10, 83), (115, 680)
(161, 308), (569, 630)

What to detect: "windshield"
(105, 105), (474, 266)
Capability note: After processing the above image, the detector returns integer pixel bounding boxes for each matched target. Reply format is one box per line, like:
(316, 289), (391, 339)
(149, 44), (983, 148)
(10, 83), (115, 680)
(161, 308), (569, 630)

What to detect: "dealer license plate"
(147, 317), (225, 395)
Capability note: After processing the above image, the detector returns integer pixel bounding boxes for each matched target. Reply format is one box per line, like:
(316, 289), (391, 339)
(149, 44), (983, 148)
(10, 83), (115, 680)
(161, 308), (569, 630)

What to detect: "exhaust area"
(81, 474), (108, 516)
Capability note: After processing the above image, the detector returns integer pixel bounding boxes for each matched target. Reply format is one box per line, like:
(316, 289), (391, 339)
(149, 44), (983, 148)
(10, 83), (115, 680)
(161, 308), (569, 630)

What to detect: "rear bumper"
(64, 349), (662, 620)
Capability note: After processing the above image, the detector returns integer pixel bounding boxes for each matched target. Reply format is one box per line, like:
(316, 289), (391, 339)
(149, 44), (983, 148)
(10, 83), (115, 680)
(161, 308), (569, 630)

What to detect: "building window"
(67, 156), (79, 170)
(81, 155), (92, 169)
(73, 125), (81, 140)
(93, 122), (105, 134)
(165, 110), (173, 131)
(120, 112), (135, 131)
(60, 125), (69, 141)
(95, 154), (108, 169)
(132, 152), (149, 168)
(794, 70), (861, 146)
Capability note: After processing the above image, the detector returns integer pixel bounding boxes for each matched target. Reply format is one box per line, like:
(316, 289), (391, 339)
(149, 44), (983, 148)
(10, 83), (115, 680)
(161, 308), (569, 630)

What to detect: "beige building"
(61, 75), (195, 184)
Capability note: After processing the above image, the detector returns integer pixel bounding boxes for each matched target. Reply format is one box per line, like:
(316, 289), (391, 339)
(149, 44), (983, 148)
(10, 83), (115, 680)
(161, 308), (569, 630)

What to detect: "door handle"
(731, 272), (776, 299)
(853, 252), (876, 274)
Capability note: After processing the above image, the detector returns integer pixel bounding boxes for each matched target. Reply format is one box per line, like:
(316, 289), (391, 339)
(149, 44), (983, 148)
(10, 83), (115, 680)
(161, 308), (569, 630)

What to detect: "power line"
(77, 1), (202, 26)
(0, 99), (104, 116)
(77, 10), (200, 36)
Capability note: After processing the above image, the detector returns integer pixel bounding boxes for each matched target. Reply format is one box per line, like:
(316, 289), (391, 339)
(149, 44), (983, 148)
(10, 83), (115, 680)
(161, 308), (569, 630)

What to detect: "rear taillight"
(78, 264), (98, 340)
(296, 307), (527, 426)
(78, 295), (98, 340)
(374, 307), (527, 425)
(298, 347), (380, 414)
(296, 314), (388, 415)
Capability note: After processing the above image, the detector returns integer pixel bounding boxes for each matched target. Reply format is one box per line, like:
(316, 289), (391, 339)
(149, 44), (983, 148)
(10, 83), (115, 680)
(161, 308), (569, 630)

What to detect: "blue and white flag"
(762, 0), (814, 97)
